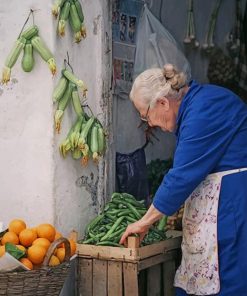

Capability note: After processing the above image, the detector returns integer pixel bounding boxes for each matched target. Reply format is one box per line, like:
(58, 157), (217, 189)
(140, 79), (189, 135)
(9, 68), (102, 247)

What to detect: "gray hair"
(130, 64), (187, 107)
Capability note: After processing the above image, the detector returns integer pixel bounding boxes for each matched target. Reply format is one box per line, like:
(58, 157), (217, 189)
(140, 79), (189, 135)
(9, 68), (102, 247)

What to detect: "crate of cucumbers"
(77, 192), (182, 261)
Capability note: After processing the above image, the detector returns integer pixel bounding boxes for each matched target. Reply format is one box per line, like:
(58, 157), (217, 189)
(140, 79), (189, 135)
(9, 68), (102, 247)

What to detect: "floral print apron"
(174, 168), (247, 295)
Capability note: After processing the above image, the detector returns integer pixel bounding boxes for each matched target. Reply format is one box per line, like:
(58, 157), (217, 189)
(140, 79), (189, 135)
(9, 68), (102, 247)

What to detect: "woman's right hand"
(119, 219), (150, 245)
(119, 203), (164, 245)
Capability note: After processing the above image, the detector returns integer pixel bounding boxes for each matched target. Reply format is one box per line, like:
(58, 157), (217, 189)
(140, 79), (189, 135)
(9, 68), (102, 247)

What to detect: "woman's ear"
(157, 97), (170, 111)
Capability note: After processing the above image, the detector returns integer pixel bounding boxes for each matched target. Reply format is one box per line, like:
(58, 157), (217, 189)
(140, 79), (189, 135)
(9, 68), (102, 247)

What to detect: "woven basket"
(0, 237), (71, 296)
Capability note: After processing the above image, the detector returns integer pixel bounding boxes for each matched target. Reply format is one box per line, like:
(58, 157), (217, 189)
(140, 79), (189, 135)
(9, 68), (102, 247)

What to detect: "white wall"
(0, 0), (55, 227)
(0, 0), (111, 242)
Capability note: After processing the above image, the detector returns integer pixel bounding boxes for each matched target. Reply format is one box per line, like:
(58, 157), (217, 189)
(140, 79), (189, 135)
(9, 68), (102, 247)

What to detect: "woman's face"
(133, 92), (180, 132)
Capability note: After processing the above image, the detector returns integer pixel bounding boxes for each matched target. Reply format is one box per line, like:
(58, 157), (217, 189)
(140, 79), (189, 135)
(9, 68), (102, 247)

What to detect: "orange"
(36, 224), (56, 242)
(56, 248), (65, 263)
(27, 245), (47, 265)
(32, 238), (51, 251)
(49, 255), (60, 267)
(19, 229), (37, 247)
(8, 219), (26, 235)
(31, 227), (38, 236)
(1, 231), (19, 245)
(20, 258), (33, 270)
(69, 239), (76, 256)
(54, 231), (62, 240)
(16, 245), (26, 253)
(0, 245), (5, 257)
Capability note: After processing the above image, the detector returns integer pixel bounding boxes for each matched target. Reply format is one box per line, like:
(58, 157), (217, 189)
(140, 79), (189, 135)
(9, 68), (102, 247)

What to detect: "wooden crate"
(76, 230), (182, 296)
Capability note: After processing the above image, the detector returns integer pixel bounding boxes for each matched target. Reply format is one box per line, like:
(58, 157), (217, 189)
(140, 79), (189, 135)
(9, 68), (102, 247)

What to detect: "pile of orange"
(0, 219), (76, 270)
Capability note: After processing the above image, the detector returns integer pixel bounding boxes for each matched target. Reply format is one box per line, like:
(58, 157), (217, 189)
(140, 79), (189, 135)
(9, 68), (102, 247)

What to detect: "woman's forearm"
(139, 204), (164, 227)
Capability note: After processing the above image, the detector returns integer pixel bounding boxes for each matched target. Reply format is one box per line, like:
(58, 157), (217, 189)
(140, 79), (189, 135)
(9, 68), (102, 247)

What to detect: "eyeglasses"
(140, 104), (150, 122)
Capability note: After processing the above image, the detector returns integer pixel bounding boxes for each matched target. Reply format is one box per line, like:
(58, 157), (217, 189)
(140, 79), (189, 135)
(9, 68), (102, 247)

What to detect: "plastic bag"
(116, 143), (149, 202)
(134, 5), (191, 80)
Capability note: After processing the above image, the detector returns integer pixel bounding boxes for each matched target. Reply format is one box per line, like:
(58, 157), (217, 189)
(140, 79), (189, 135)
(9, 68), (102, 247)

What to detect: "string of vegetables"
(202, 0), (223, 54)
(1, 10), (56, 84)
(52, 0), (86, 43)
(183, 0), (199, 48)
(54, 56), (106, 166)
(226, 0), (242, 58)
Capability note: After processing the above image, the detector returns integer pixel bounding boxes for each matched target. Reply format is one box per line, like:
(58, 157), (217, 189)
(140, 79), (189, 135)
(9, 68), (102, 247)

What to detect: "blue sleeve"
(153, 94), (238, 216)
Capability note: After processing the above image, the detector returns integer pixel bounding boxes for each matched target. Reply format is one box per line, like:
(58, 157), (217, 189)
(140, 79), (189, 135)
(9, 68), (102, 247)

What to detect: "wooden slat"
(123, 262), (139, 296)
(77, 243), (139, 261)
(147, 264), (161, 296)
(138, 236), (182, 260)
(139, 253), (174, 271)
(108, 261), (123, 296)
(128, 236), (140, 248)
(93, 259), (108, 296)
(78, 258), (93, 296)
(163, 259), (176, 296)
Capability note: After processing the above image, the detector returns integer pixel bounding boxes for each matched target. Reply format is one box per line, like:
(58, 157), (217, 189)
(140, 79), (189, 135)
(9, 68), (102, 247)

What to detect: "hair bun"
(163, 64), (177, 79)
(170, 73), (187, 90)
(163, 64), (187, 90)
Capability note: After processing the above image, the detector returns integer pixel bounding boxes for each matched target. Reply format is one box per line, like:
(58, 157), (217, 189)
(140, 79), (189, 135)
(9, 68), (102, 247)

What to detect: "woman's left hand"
(119, 220), (150, 245)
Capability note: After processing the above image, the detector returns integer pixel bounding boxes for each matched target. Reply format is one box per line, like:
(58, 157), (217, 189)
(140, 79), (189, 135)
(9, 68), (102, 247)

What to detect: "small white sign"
(0, 252), (30, 272)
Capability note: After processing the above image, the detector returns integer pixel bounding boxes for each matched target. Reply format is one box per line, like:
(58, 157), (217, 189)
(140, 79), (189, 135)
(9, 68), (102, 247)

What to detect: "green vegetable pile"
(79, 192), (167, 247)
(147, 158), (173, 197)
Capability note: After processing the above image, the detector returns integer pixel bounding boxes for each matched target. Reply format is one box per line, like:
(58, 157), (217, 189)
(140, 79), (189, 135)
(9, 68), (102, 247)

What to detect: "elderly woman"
(120, 64), (247, 296)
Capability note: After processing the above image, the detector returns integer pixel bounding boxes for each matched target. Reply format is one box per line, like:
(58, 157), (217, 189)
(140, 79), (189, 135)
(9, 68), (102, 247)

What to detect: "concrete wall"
(0, 0), (111, 239)
(0, 0), (55, 227)
(0, 1), (112, 295)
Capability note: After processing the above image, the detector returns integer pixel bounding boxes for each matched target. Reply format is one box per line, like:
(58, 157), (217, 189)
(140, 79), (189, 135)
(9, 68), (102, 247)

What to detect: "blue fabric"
(176, 287), (193, 295)
(152, 81), (247, 295)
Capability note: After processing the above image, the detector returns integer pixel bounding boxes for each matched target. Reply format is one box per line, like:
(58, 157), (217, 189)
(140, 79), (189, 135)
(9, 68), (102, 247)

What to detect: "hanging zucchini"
(21, 41), (35, 72)
(54, 81), (73, 133)
(52, 0), (86, 43)
(2, 9), (56, 84)
(57, 1), (71, 37)
(31, 36), (56, 75)
(2, 37), (26, 84)
(53, 75), (69, 103)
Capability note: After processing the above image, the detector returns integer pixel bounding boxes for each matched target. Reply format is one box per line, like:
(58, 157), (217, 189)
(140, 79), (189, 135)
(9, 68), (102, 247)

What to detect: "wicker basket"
(0, 237), (71, 296)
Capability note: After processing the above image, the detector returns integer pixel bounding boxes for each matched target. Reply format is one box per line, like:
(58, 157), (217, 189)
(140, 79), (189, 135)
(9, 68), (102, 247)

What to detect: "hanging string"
(18, 9), (38, 38)
(86, 105), (94, 116)
(64, 51), (74, 73)
(32, 9), (35, 25)
(18, 9), (33, 38)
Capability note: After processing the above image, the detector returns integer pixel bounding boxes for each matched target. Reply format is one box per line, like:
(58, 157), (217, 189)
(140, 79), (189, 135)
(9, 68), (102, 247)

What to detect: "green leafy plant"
(147, 158), (173, 197)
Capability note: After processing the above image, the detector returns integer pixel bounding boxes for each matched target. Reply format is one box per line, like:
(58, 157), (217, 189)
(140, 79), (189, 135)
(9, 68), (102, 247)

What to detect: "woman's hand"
(119, 220), (150, 245)
(119, 204), (164, 245)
